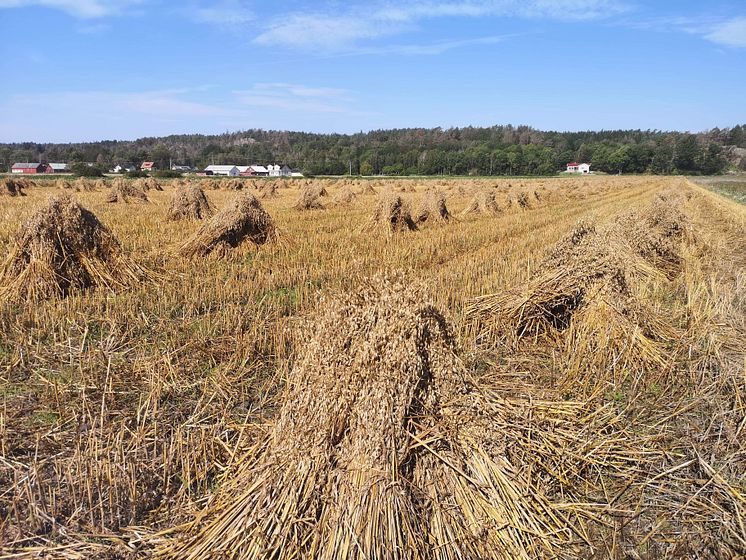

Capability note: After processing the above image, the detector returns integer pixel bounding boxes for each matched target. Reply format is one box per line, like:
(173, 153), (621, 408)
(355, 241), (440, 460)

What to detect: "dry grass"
(1, 175), (744, 558)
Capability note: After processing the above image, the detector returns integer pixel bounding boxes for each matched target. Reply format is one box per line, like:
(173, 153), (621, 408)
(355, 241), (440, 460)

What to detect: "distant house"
(267, 164), (292, 177)
(240, 165), (269, 177)
(11, 162), (47, 174)
(48, 163), (69, 173)
(566, 162), (591, 174)
(171, 164), (192, 172)
(112, 163), (137, 173)
(204, 165), (239, 177)
(141, 161), (156, 172)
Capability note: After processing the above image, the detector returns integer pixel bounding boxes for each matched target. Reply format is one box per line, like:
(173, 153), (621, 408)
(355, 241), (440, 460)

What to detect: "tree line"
(2, 124), (744, 176)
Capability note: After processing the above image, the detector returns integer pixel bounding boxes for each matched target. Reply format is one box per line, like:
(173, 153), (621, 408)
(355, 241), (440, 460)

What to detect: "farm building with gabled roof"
(240, 165), (269, 176)
(48, 163), (69, 173)
(204, 165), (240, 176)
(566, 162), (591, 174)
(11, 163), (47, 174)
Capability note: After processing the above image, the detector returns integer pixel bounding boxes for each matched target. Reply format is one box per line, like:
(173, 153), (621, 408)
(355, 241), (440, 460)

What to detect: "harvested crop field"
(1, 176), (745, 559)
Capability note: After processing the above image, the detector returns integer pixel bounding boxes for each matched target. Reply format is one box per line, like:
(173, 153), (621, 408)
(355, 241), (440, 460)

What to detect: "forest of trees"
(2, 124), (744, 176)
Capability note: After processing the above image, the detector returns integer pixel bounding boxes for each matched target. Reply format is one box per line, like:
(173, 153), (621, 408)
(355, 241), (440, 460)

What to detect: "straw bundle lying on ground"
(179, 192), (277, 257)
(106, 178), (149, 203)
(368, 192), (417, 233)
(467, 215), (680, 394)
(613, 193), (691, 276)
(0, 177), (26, 196)
(293, 184), (325, 210)
(541, 218), (597, 269)
(159, 275), (578, 560)
(166, 184), (214, 221)
(0, 194), (142, 301)
(462, 189), (501, 215)
(415, 189), (451, 224)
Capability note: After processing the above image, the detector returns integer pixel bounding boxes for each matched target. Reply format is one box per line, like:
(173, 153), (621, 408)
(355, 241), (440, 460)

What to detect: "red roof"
(141, 161), (155, 169)
(567, 162), (580, 166)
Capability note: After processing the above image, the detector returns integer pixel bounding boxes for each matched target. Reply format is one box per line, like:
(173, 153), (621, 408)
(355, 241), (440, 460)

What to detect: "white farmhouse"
(111, 163), (137, 173)
(267, 164), (292, 177)
(204, 165), (240, 176)
(566, 162), (591, 174)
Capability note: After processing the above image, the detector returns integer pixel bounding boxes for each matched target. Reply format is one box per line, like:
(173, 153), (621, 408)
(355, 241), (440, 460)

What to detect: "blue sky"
(0, 0), (744, 142)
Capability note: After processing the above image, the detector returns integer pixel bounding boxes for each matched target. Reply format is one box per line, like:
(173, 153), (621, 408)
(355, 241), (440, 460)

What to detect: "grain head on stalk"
(179, 191), (278, 257)
(166, 183), (214, 221)
(0, 194), (143, 302)
(159, 275), (576, 560)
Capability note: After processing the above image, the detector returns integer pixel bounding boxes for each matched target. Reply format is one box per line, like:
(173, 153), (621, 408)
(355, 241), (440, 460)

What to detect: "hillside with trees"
(2, 124), (744, 176)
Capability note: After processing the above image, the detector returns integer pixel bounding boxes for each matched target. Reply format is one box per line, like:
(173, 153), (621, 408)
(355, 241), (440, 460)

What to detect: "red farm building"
(11, 163), (49, 174)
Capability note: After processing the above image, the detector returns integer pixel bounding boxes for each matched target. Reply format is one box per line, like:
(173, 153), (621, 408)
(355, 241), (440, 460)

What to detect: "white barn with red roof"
(566, 162), (591, 174)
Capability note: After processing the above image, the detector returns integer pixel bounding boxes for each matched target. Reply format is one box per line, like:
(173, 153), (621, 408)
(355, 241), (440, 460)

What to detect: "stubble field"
(0, 175), (744, 559)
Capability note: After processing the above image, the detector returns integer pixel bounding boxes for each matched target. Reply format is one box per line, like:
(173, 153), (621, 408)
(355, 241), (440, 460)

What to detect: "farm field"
(690, 176), (746, 205)
(1, 175), (745, 559)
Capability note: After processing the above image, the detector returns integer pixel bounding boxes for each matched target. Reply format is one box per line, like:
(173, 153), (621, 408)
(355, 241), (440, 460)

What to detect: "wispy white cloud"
(0, 83), (368, 141)
(0, 0), (143, 18)
(360, 34), (518, 56)
(5, 88), (227, 118)
(254, 13), (404, 51)
(187, 0), (254, 26)
(233, 83), (354, 113)
(704, 16), (746, 48)
(253, 0), (630, 50)
(622, 14), (746, 49)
